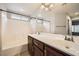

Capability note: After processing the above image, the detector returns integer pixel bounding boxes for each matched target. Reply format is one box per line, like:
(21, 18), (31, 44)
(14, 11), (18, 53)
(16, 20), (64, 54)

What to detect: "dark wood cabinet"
(33, 39), (44, 51)
(33, 39), (44, 56)
(33, 45), (43, 56)
(44, 45), (62, 56)
(44, 45), (69, 56)
(28, 36), (33, 56)
(28, 36), (44, 56)
(28, 36), (70, 56)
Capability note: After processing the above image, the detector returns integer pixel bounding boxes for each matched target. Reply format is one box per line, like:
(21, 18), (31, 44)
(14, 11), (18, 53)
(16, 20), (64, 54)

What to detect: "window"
(72, 25), (74, 32)
(72, 25), (79, 32)
(75, 25), (79, 32)
(72, 20), (79, 35)
(11, 14), (29, 21)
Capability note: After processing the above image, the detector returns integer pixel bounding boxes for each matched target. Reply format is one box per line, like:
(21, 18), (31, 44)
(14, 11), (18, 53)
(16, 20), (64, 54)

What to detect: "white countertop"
(28, 33), (79, 56)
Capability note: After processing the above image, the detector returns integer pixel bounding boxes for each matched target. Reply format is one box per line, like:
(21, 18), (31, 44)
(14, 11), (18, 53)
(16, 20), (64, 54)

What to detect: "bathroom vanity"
(28, 36), (70, 56)
(28, 34), (79, 56)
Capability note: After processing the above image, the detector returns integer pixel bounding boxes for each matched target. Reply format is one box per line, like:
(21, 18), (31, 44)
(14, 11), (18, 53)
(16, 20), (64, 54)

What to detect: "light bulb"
(40, 5), (45, 9)
(49, 4), (53, 8)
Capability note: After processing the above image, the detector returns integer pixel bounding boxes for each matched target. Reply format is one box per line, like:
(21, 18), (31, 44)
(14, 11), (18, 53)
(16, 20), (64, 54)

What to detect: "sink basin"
(51, 40), (79, 50)
(48, 40), (79, 55)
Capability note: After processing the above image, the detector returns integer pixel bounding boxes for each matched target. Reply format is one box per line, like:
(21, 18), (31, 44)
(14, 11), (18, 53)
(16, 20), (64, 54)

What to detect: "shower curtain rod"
(0, 9), (50, 22)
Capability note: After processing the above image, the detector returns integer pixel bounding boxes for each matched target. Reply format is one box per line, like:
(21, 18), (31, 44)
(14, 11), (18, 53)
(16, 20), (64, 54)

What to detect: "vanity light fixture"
(40, 3), (54, 11)
(40, 3), (67, 11)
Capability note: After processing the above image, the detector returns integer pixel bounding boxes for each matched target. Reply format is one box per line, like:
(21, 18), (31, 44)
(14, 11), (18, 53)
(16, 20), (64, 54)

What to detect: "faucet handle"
(37, 32), (40, 35)
(65, 35), (74, 42)
(65, 36), (67, 40)
(71, 36), (74, 42)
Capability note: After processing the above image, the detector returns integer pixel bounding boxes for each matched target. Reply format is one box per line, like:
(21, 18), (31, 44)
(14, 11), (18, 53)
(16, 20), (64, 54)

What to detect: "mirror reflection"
(67, 12), (79, 36)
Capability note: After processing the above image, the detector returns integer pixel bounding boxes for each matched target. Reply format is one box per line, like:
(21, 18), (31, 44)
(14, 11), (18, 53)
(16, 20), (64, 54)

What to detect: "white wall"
(54, 13), (67, 34)
(2, 19), (32, 47)
(1, 11), (33, 55)
(50, 14), (66, 35)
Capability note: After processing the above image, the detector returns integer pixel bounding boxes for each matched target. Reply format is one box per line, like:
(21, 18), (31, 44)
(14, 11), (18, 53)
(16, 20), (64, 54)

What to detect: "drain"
(65, 46), (70, 49)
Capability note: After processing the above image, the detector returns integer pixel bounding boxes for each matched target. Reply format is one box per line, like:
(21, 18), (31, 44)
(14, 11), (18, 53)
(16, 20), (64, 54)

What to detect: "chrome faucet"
(65, 35), (74, 42)
(37, 32), (40, 35)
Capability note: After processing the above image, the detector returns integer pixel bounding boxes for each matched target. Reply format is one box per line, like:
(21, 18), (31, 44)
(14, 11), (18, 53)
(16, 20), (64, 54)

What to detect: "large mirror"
(72, 14), (79, 36)
(66, 12), (79, 36)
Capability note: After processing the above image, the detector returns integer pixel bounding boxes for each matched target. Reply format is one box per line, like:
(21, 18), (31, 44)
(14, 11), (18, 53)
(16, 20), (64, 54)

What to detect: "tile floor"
(20, 51), (30, 56)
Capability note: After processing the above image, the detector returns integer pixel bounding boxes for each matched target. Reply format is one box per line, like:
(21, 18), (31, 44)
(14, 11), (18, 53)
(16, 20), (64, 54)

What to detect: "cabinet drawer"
(33, 39), (44, 51)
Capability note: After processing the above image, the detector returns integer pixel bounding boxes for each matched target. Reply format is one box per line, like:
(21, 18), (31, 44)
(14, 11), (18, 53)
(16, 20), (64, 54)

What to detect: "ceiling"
(0, 3), (41, 15)
(0, 3), (79, 18)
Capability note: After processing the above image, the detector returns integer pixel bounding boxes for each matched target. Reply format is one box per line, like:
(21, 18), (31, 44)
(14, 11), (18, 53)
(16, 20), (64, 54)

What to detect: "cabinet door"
(45, 45), (64, 56)
(33, 45), (43, 56)
(28, 36), (33, 55)
(33, 39), (44, 51)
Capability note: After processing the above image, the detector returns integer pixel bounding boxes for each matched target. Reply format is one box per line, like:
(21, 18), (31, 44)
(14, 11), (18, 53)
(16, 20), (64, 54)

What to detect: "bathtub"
(1, 38), (28, 56)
